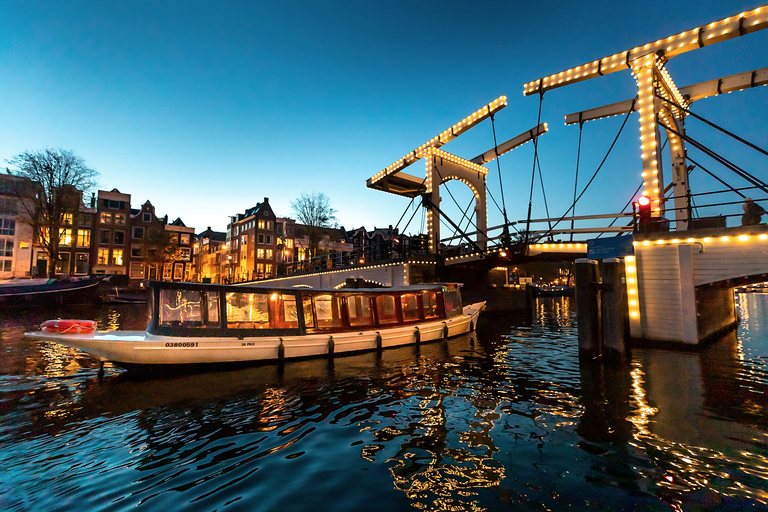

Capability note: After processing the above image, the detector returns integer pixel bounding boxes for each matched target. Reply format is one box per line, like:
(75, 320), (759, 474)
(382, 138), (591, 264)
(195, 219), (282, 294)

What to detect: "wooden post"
(601, 258), (629, 363)
(574, 258), (600, 356)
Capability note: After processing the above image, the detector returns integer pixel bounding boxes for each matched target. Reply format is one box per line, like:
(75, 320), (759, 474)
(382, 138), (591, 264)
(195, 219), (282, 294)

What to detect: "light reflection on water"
(0, 295), (766, 511)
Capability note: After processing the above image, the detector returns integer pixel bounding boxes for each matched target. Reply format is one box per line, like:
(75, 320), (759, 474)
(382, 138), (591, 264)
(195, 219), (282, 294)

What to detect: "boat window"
(302, 295), (315, 328)
(226, 292), (271, 329)
(274, 294), (299, 329)
(375, 294), (398, 325)
(314, 294), (342, 328)
(206, 292), (219, 324)
(401, 293), (420, 321)
(422, 290), (439, 319)
(443, 287), (463, 318)
(159, 289), (203, 327)
(347, 294), (373, 327)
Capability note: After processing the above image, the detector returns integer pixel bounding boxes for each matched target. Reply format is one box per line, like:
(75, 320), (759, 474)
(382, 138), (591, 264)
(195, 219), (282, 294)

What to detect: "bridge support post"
(574, 258), (601, 357)
(601, 258), (629, 363)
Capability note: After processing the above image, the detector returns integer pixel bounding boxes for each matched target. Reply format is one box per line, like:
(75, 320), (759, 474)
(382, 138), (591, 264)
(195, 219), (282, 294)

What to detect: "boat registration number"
(165, 342), (199, 348)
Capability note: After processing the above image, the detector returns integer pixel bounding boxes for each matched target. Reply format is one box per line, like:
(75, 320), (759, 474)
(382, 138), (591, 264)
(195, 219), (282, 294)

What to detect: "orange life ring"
(41, 319), (97, 334)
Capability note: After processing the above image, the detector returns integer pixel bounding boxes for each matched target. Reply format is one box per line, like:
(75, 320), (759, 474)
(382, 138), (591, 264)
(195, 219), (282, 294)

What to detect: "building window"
(265, 263), (272, 275)
(173, 263), (183, 280)
(100, 212), (112, 224)
(55, 252), (71, 274)
(143, 212), (151, 223)
(179, 247), (191, 261)
(78, 214), (91, 227)
(258, 234), (264, 244)
(0, 197), (19, 215)
(77, 229), (90, 247)
(60, 229), (72, 246)
(112, 248), (123, 266)
(115, 213), (126, 225)
(75, 253), (89, 274)
(266, 235), (272, 244)
(114, 230), (125, 245)
(106, 199), (122, 209)
(99, 229), (110, 244)
(98, 248), (109, 265)
(62, 213), (73, 225)
(0, 238), (13, 257)
(129, 262), (145, 279)
(133, 226), (144, 239)
(0, 218), (15, 236)
(257, 248), (264, 259)
(256, 263), (264, 275)
(285, 239), (293, 249)
(131, 245), (143, 257)
(267, 221), (272, 230)
(266, 249), (273, 259)
(258, 220), (265, 229)
(180, 234), (190, 245)
(162, 264), (172, 280)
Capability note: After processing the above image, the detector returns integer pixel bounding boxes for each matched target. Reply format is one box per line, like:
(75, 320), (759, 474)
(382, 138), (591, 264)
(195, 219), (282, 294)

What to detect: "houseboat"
(26, 280), (485, 368)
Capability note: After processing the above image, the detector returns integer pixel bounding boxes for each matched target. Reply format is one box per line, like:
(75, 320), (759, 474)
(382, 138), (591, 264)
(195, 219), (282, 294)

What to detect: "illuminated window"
(266, 249), (273, 259)
(62, 213), (73, 225)
(180, 234), (190, 245)
(77, 229), (90, 247)
(114, 213), (126, 225)
(60, 228), (72, 246)
(112, 248), (123, 266)
(257, 248), (264, 259)
(100, 212), (112, 224)
(129, 262), (145, 279)
(97, 248), (109, 264)
(258, 220), (265, 229)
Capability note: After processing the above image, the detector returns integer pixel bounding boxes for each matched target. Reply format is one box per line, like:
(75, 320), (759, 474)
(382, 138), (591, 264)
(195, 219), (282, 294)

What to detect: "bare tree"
(290, 192), (338, 259)
(7, 149), (98, 278)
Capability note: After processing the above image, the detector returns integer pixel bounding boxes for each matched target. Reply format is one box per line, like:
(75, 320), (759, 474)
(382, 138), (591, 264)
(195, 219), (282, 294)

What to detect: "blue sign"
(586, 234), (634, 259)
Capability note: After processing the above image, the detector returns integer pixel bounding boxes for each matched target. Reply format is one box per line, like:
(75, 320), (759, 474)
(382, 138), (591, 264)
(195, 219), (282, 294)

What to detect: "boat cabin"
(148, 281), (464, 337)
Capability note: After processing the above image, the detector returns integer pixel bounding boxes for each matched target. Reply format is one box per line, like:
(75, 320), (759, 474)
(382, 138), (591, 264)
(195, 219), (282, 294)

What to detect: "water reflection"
(0, 297), (767, 510)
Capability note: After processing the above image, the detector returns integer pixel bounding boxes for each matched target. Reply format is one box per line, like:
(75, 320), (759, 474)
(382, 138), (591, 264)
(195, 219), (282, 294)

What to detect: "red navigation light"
(637, 196), (651, 207)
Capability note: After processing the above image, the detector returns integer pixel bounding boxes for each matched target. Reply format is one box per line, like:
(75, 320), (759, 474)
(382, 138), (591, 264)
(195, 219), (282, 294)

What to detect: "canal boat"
(26, 280), (485, 367)
(0, 276), (104, 309)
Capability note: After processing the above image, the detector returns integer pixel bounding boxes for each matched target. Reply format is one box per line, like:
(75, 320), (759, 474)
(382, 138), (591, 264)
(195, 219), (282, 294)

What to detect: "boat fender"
(414, 326), (420, 345)
(375, 332), (382, 352)
(40, 319), (97, 335)
(278, 338), (285, 362)
(328, 336), (335, 357)
(443, 323), (449, 339)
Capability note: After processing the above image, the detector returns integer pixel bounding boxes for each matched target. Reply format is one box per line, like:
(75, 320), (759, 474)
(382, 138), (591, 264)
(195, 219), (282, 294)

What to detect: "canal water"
(1, 295), (766, 511)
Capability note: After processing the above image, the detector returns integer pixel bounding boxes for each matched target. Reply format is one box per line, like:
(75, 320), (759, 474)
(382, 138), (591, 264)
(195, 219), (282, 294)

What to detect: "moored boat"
(0, 276), (104, 308)
(26, 280), (485, 368)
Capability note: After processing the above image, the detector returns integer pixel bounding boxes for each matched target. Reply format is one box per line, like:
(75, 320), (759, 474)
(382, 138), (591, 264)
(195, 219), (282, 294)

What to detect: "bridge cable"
(525, 90), (545, 244)
(656, 94), (768, 159)
(685, 156), (747, 199)
(537, 105), (633, 241)
(535, 153), (554, 238)
(571, 118), (584, 241)
(662, 121), (768, 195)
(490, 113), (513, 246)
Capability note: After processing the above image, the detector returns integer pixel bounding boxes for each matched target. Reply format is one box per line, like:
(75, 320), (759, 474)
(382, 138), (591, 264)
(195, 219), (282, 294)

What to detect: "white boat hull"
(27, 302), (485, 366)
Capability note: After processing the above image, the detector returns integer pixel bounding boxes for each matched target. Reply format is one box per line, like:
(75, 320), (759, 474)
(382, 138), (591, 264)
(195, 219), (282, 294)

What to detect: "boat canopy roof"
(146, 280), (464, 338)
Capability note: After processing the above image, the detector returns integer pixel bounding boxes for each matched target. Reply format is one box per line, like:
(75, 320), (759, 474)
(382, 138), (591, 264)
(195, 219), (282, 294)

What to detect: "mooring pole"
(574, 258), (600, 357)
(600, 258), (629, 363)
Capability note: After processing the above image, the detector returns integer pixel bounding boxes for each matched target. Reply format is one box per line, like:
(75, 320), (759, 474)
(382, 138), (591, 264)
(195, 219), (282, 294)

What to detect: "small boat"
(0, 276), (104, 308)
(26, 280), (485, 368)
(530, 284), (571, 297)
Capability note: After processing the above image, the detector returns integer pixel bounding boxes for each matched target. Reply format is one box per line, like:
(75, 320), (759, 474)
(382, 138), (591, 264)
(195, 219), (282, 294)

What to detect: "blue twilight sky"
(1, 1), (766, 237)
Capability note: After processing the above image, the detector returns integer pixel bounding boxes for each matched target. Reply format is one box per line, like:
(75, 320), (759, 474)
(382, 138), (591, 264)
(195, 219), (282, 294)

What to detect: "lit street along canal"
(1, 295), (767, 511)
